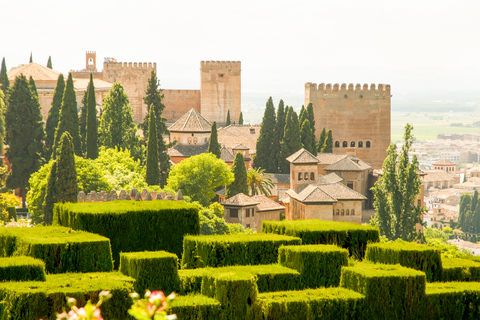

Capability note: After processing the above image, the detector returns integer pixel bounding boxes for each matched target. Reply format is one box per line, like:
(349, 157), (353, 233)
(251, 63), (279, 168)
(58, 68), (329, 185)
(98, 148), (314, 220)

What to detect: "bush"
(181, 234), (301, 269)
(167, 294), (223, 320)
(53, 200), (200, 268)
(0, 272), (134, 320)
(441, 257), (480, 282)
(425, 282), (480, 320)
(340, 263), (426, 320)
(0, 226), (113, 273)
(365, 240), (442, 282)
(5, 207), (15, 221)
(278, 244), (348, 288)
(119, 251), (180, 295)
(262, 220), (379, 259)
(0, 256), (46, 281)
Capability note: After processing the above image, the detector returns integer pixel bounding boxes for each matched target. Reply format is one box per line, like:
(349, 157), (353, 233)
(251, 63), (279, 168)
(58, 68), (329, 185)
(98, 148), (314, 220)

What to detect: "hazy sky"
(2, 0), (480, 107)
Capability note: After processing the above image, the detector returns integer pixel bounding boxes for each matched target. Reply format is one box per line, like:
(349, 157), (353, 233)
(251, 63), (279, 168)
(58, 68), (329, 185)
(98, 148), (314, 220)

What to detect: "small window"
(219, 74), (224, 78)
(230, 209), (238, 218)
(351, 141), (355, 147)
(335, 141), (340, 148)
(336, 209), (339, 216)
(366, 141), (371, 148)
(250, 128), (255, 134)
(193, 137), (198, 144)
(343, 141), (347, 147)
(252, 209), (254, 217)
(246, 209), (250, 217)
(341, 209), (344, 216)
(358, 141), (363, 148)
(298, 173), (303, 181)
(347, 182), (353, 189)
(204, 137), (208, 143)
(351, 209), (355, 215)
(88, 58), (94, 65)
(346, 209), (350, 216)
(191, 133), (194, 137)
(310, 172), (314, 180)
(304, 172), (308, 180)
(187, 137), (192, 144)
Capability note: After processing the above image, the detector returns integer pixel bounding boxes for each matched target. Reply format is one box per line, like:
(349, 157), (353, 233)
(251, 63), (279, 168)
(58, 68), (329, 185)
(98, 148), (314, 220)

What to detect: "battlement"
(163, 89), (200, 96)
(86, 51), (96, 55)
(201, 60), (241, 70)
(103, 61), (157, 70)
(305, 82), (390, 94)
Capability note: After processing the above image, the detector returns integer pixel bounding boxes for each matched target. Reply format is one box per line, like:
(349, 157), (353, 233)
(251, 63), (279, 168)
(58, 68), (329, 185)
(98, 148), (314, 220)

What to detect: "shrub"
(0, 256), (46, 281)
(441, 257), (480, 282)
(278, 244), (348, 288)
(119, 251), (180, 295)
(365, 240), (442, 281)
(54, 200), (200, 268)
(167, 294), (223, 320)
(5, 207), (15, 221)
(262, 219), (379, 259)
(425, 282), (480, 320)
(181, 234), (301, 269)
(340, 263), (426, 320)
(0, 272), (134, 320)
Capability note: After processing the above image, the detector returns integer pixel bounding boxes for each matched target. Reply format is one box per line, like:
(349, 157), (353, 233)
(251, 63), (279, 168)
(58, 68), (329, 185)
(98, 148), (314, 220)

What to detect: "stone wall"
(162, 90), (201, 122)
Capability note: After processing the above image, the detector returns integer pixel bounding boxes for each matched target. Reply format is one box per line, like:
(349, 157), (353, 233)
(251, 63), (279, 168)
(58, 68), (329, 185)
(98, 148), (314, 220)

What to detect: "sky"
(2, 0), (480, 112)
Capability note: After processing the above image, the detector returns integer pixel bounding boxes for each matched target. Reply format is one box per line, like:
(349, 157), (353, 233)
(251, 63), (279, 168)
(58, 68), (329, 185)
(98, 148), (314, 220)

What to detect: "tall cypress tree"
(317, 127), (327, 153)
(79, 80), (89, 155)
(226, 110), (231, 126)
(300, 119), (315, 154)
(226, 152), (248, 199)
(53, 73), (81, 158)
(0, 89), (5, 165)
(43, 160), (57, 225)
(5, 74), (44, 207)
(472, 190), (478, 214)
(54, 132), (77, 204)
(323, 130), (333, 153)
(459, 194), (471, 231)
(208, 121), (221, 158)
(306, 103), (316, 147)
(45, 74), (65, 160)
(238, 112), (244, 125)
(29, 52), (33, 63)
(146, 108), (160, 185)
(86, 73), (98, 159)
(280, 107), (302, 173)
(47, 56), (52, 69)
(28, 77), (45, 159)
(274, 100), (286, 173)
(253, 97), (276, 172)
(299, 105), (306, 126)
(0, 58), (9, 94)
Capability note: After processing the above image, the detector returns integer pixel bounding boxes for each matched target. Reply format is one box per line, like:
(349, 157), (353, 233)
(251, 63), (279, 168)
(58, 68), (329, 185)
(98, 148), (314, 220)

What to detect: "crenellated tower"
(86, 51), (97, 71)
(305, 82), (391, 169)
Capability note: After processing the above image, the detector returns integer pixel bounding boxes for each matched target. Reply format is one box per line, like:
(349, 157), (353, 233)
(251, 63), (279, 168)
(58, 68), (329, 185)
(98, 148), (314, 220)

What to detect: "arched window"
(351, 209), (355, 215)
(350, 141), (355, 147)
(358, 141), (363, 148)
(204, 137), (208, 143)
(310, 172), (315, 180)
(336, 209), (339, 215)
(366, 141), (371, 148)
(341, 209), (344, 216)
(346, 209), (350, 216)
(335, 141), (340, 148)
(88, 58), (94, 65)
(187, 137), (192, 144)
(342, 141), (347, 147)
(298, 173), (303, 181)
(304, 172), (308, 180)
(193, 137), (198, 144)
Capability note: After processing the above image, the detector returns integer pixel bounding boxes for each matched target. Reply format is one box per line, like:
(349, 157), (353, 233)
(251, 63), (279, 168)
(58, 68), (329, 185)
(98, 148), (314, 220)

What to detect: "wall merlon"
(306, 82), (391, 94)
(200, 60), (241, 71)
(86, 51), (96, 55)
(103, 61), (156, 71)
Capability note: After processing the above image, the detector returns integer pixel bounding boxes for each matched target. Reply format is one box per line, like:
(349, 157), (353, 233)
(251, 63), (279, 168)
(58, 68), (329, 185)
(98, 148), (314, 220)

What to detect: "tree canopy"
(208, 121), (221, 158)
(247, 167), (274, 196)
(458, 191), (480, 235)
(45, 74), (65, 160)
(0, 89), (5, 162)
(253, 97), (277, 172)
(86, 73), (98, 159)
(146, 108), (160, 186)
(47, 56), (52, 69)
(0, 58), (9, 94)
(280, 107), (301, 173)
(238, 112), (244, 125)
(226, 152), (248, 199)
(226, 110), (231, 126)
(300, 118), (315, 154)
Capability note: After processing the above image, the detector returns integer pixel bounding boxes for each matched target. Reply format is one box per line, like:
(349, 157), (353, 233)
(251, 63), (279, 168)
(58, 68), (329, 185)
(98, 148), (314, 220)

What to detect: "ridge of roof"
(286, 148), (319, 164)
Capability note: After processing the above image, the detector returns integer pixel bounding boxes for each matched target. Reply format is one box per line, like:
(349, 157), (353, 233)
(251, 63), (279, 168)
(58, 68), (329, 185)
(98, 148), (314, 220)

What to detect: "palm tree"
(247, 167), (274, 196)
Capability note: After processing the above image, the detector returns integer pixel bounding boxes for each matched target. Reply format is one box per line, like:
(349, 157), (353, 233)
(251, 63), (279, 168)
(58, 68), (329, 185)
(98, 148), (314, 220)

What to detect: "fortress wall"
(162, 90), (201, 123)
(200, 61), (241, 124)
(305, 83), (391, 169)
(71, 71), (104, 79)
(38, 90), (54, 120)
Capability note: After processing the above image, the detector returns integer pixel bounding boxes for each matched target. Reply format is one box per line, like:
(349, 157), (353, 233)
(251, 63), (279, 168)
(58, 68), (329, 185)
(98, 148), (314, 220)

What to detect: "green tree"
(167, 153), (234, 206)
(146, 108), (160, 186)
(208, 121), (221, 158)
(371, 124), (426, 241)
(253, 97), (277, 172)
(0, 89), (5, 162)
(47, 56), (52, 69)
(99, 82), (143, 162)
(317, 127), (327, 153)
(459, 193), (472, 231)
(0, 58), (9, 94)
(53, 73), (82, 157)
(280, 107), (301, 173)
(323, 130), (333, 153)
(86, 73), (98, 159)
(247, 167), (274, 196)
(238, 112), (244, 125)
(4, 74), (45, 207)
(226, 110), (231, 126)
(274, 100), (286, 173)
(299, 105), (306, 126)
(45, 74), (65, 160)
(226, 152), (248, 199)
(306, 102), (316, 140)
(300, 118), (315, 154)
(43, 160), (57, 225)
(28, 77), (45, 159)
(55, 132), (78, 204)
(29, 52), (33, 63)
(79, 81), (89, 155)
(472, 190), (478, 214)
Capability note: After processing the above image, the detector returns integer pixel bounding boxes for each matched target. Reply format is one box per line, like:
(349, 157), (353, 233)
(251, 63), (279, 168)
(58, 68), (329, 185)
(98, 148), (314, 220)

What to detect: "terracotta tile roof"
(317, 173), (343, 184)
(316, 153), (347, 165)
(7, 62), (61, 82)
(267, 173), (290, 184)
(233, 144), (249, 150)
(216, 188), (226, 196)
(422, 170), (456, 182)
(217, 124), (261, 154)
(220, 147), (235, 163)
(316, 183), (367, 200)
(286, 185), (337, 203)
(324, 156), (371, 172)
(286, 148), (320, 164)
(251, 195), (285, 212)
(221, 193), (259, 206)
(168, 109), (211, 132)
(167, 143), (208, 157)
(73, 78), (113, 91)
(433, 159), (456, 165)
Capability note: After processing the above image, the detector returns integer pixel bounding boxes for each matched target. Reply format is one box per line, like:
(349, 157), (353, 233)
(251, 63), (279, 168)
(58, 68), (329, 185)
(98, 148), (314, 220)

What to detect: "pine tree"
(317, 127), (327, 153)
(239, 112), (244, 125)
(86, 73), (98, 159)
(53, 73), (82, 158)
(43, 160), (57, 225)
(146, 108), (160, 185)
(208, 121), (221, 158)
(323, 130), (333, 153)
(300, 119), (315, 154)
(47, 56), (52, 69)
(29, 52), (33, 63)
(4, 74), (44, 207)
(226, 152), (248, 199)
(274, 100), (286, 173)
(54, 132), (78, 204)
(0, 58), (9, 94)
(45, 74), (65, 160)
(226, 110), (231, 126)
(253, 97), (276, 172)
(280, 107), (302, 173)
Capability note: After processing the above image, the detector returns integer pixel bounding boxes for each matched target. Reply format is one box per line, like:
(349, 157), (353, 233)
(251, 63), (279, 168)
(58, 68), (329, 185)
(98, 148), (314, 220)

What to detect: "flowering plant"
(3, 217), (35, 228)
(56, 290), (112, 320)
(128, 290), (177, 320)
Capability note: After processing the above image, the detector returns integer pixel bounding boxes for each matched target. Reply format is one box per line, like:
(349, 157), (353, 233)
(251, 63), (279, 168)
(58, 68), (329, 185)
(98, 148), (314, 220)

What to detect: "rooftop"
(168, 108), (212, 133)
(221, 193), (259, 206)
(7, 62), (61, 82)
(286, 148), (319, 164)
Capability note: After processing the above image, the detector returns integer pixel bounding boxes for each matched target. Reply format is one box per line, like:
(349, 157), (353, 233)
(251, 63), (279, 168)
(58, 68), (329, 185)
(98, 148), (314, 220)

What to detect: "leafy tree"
(99, 82), (143, 162)
(47, 56), (52, 69)
(53, 73), (82, 157)
(247, 167), (274, 196)
(226, 110), (231, 126)
(323, 130), (333, 153)
(306, 102), (316, 140)
(371, 124), (426, 241)
(86, 73), (98, 159)
(43, 160), (57, 225)
(280, 107), (301, 173)
(238, 112), (244, 125)
(29, 52), (33, 63)
(4, 74), (44, 207)
(192, 202), (251, 235)
(253, 97), (276, 172)
(300, 118), (315, 154)
(146, 108), (160, 185)
(45, 74), (65, 160)
(0, 58), (9, 94)
(166, 153), (234, 206)
(208, 121), (221, 158)
(226, 152), (248, 199)
(317, 127), (327, 153)
(0, 89), (5, 163)
(274, 100), (286, 173)
(55, 132), (78, 204)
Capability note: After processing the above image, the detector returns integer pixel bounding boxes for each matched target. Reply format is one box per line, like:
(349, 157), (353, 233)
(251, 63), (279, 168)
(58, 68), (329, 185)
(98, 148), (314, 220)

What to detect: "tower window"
(358, 141), (363, 148)
(341, 209), (344, 216)
(310, 172), (315, 180)
(351, 141), (355, 147)
(343, 141), (348, 148)
(336, 209), (339, 215)
(219, 74), (224, 77)
(230, 209), (238, 218)
(88, 58), (94, 65)
(298, 173), (303, 181)
(366, 141), (371, 148)
(335, 141), (340, 148)
(304, 172), (308, 180)
(346, 209), (350, 216)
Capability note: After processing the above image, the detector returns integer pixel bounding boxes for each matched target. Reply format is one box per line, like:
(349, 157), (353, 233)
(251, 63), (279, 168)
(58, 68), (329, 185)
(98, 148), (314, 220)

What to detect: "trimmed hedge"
(424, 282), (480, 320)
(441, 258), (480, 282)
(167, 294), (223, 320)
(253, 287), (364, 320)
(365, 240), (442, 282)
(53, 201), (200, 268)
(181, 234), (301, 269)
(262, 220), (379, 258)
(340, 263), (426, 320)
(0, 256), (46, 281)
(0, 272), (134, 320)
(6, 207), (16, 221)
(119, 251), (180, 295)
(0, 226), (112, 273)
(278, 244), (348, 288)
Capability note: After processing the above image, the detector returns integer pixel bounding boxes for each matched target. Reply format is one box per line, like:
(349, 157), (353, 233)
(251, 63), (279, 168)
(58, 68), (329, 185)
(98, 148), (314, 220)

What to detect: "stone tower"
(86, 51), (97, 72)
(200, 61), (241, 125)
(305, 83), (391, 169)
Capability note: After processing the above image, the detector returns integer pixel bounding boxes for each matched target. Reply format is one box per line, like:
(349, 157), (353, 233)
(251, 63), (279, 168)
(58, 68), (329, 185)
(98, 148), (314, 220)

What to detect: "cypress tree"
(53, 73), (82, 158)
(0, 58), (9, 94)
(473, 203), (480, 235)
(79, 80), (89, 155)
(324, 130), (333, 153)
(208, 121), (221, 158)
(45, 74), (65, 160)
(299, 105), (306, 126)
(300, 119), (315, 154)
(86, 73), (98, 159)
(280, 107), (302, 173)
(5, 74), (44, 207)
(54, 132), (77, 204)
(0, 89), (5, 164)
(317, 127), (327, 153)
(28, 77), (45, 159)
(275, 100), (286, 173)
(226, 152), (248, 199)
(43, 160), (57, 225)
(472, 190), (478, 214)
(239, 112), (244, 125)
(253, 97), (276, 172)
(29, 52), (33, 63)
(146, 108), (160, 185)
(226, 110), (231, 126)
(306, 102), (315, 136)
(47, 56), (52, 69)
(459, 193), (471, 231)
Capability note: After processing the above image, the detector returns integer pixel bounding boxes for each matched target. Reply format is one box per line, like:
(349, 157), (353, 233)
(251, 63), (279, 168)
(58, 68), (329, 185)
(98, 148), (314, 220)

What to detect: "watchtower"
(86, 51), (97, 72)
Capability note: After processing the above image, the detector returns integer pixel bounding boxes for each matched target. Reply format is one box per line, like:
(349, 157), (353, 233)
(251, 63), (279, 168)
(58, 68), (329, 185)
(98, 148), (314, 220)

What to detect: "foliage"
(29, 52), (33, 63)
(167, 153), (233, 206)
(238, 112), (243, 125)
(424, 282), (480, 319)
(441, 257), (480, 282)
(86, 73), (98, 159)
(44, 161), (58, 225)
(458, 191), (480, 233)
(226, 109), (231, 126)
(207, 121), (221, 158)
(57, 291), (112, 320)
(253, 97), (277, 172)
(45, 74), (65, 160)
(371, 123), (426, 241)
(0, 57), (9, 93)
(226, 152), (248, 199)
(47, 56), (52, 69)
(128, 290), (177, 320)
(323, 129), (333, 153)
(425, 236), (473, 259)
(79, 79), (88, 155)
(280, 107), (302, 173)
(55, 132), (78, 205)
(306, 102), (316, 141)
(300, 118), (316, 154)
(0, 90), (5, 164)
(274, 100), (286, 173)
(247, 167), (273, 196)
(0, 256), (45, 282)
(317, 127), (327, 153)
(146, 108), (160, 185)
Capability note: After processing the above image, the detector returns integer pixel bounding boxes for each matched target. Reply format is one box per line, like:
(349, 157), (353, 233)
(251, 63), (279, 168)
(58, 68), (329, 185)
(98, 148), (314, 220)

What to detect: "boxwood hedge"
(441, 257), (480, 282)
(167, 294), (223, 320)
(0, 256), (46, 282)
